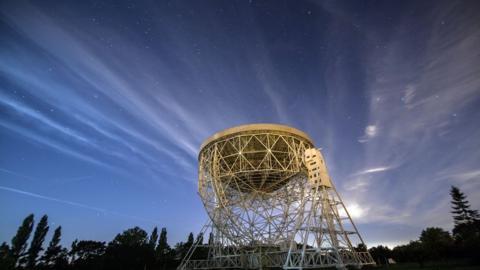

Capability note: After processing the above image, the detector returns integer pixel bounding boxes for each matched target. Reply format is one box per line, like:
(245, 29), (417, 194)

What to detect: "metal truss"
(179, 124), (375, 270)
(283, 182), (375, 269)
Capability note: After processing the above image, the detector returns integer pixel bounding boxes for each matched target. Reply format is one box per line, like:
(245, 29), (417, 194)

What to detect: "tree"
(368, 245), (391, 265)
(355, 243), (367, 252)
(191, 233), (208, 260)
(0, 242), (10, 259)
(419, 227), (453, 260)
(26, 214), (49, 269)
(109, 227), (148, 247)
(156, 227), (171, 269)
(70, 240), (106, 270)
(149, 227), (158, 250)
(450, 185), (480, 260)
(70, 240), (78, 262)
(391, 241), (426, 266)
(186, 232), (194, 251)
(41, 226), (68, 269)
(10, 214), (34, 266)
(406, 241), (426, 267)
(391, 244), (409, 263)
(156, 228), (170, 255)
(174, 232), (194, 266)
(105, 227), (154, 270)
(195, 233), (204, 246)
(450, 186), (480, 226)
(0, 242), (14, 270)
(41, 226), (61, 265)
(178, 233), (194, 260)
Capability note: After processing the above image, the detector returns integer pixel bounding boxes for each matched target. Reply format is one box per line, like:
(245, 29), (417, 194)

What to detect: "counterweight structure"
(179, 124), (374, 269)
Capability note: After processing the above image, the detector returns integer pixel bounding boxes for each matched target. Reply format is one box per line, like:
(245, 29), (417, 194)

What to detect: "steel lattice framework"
(179, 124), (375, 270)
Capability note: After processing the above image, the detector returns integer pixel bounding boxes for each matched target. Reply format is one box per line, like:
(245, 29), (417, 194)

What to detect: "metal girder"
(179, 124), (375, 270)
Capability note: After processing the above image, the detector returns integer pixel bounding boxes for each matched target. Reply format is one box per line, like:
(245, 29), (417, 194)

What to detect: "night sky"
(1, 0), (480, 248)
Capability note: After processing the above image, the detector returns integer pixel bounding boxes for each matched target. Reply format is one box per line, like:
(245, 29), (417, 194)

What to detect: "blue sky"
(1, 0), (479, 248)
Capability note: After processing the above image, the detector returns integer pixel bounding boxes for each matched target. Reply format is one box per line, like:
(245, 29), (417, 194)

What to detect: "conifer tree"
(149, 227), (158, 250)
(186, 233), (194, 247)
(156, 228), (170, 269)
(26, 214), (49, 269)
(195, 233), (204, 245)
(156, 228), (170, 256)
(70, 239), (78, 262)
(41, 226), (65, 267)
(450, 186), (479, 225)
(182, 232), (194, 259)
(10, 214), (34, 265)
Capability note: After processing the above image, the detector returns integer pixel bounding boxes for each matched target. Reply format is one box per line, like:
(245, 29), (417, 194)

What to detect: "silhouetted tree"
(195, 233), (204, 246)
(391, 244), (408, 263)
(419, 227), (453, 261)
(391, 241), (426, 266)
(186, 233), (194, 250)
(70, 240), (78, 262)
(355, 243), (367, 252)
(0, 242), (14, 270)
(451, 186), (480, 226)
(156, 228), (171, 269)
(70, 240), (106, 270)
(408, 241), (427, 267)
(105, 227), (154, 270)
(40, 226), (68, 269)
(368, 245), (391, 265)
(450, 186), (480, 262)
(11, 214), (34, 267)
(173, 232), (195, 267)
(7, 186), (480, 270)
(25, 214), (49, 269)
(156, 228), (170, 256)
(190, 233), (208, 260)
(149, 227), (158, 250)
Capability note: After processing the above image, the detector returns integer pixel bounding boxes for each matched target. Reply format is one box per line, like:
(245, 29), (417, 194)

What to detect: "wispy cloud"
(0, 185), (105, 211)
(0, 168), (37, 181)
(356, 166), (392, 175)
(1, 0), (479, 247)
(0, 121), (117, 172)
(342, 1), (480, 232)
(0, 2), (203, 181)
(0, 185), (159, 224)
(402, 84), (416, 106)
(358, 124), (378, 143)
(0, 1), (298, 185)
(0, 94), (91, 145)
(451, 170), (480, 182)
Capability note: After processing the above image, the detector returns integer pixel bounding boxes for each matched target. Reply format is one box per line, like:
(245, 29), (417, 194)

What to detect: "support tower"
(179, 124), (375, 269)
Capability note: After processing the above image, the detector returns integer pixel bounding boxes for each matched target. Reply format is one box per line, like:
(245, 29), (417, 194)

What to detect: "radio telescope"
(179, 124), (375, 269)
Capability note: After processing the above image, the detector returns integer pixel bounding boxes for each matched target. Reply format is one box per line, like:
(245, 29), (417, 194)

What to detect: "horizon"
(1, 0), (480, 250)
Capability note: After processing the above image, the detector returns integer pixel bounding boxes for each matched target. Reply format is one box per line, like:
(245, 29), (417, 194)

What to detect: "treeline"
(1, 186), (479, 270)
(0, 216), (201, 270)
(367, 186), (480, 267)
